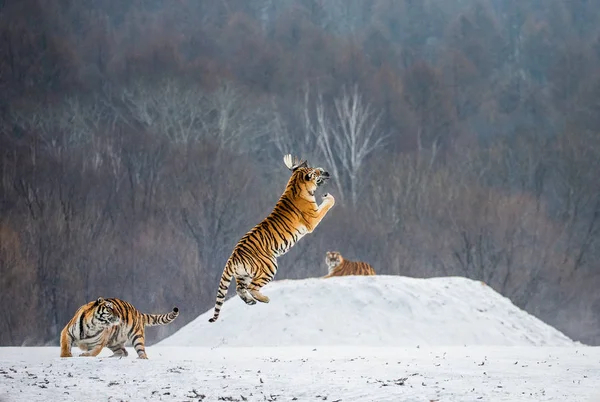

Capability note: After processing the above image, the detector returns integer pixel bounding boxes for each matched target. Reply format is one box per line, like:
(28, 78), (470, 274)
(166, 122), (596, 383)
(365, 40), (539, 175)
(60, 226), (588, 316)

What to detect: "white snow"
(1, 346), (599, 401)
(2, 275), (598, 402)
(160, 276), (575, 347)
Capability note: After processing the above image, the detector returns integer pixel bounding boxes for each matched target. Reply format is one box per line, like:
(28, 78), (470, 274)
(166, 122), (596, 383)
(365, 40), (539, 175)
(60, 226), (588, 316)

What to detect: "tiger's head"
(325, 251), (343, 271)
(283, 154), (330, 198)
(92, 297), (121, 327)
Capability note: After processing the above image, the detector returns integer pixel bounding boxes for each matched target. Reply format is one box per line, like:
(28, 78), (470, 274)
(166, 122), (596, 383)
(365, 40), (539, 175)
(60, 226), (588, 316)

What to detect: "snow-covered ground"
(1, 276), (599, 402)
(161, 276), (575, 347)
(0, 346), (599, 401)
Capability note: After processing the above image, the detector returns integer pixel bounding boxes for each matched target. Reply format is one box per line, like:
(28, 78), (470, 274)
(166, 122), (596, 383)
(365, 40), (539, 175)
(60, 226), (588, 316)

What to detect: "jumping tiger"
(60, 297), (179, 359)
(323, 251), (376, 278)
(208, 154), (335, 322)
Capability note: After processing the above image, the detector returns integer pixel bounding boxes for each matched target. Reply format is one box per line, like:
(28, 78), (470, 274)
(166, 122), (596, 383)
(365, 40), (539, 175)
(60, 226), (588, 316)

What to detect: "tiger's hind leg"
(236, 283), (257, 305)
(79, 343), (104, 357)
(108, 343), (128, 358)
(248, 279), (270, 303)
(236, 275), (257, 305)
(248, 270), (274, 303)
(132, 335), (148, 359)
(248, 289), (270, 303)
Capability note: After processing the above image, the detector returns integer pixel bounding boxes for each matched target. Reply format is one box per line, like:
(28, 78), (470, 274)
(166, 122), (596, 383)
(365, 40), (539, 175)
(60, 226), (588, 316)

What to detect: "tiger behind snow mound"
(60, 297), (179, 359)
(323, 251), (376, 278)
(208, 154), (335, 322)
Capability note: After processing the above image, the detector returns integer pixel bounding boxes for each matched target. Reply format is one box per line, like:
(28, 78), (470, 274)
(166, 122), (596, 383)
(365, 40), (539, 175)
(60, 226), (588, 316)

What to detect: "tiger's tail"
(208, 261), (234, 323)
(142, 307), (179, 327)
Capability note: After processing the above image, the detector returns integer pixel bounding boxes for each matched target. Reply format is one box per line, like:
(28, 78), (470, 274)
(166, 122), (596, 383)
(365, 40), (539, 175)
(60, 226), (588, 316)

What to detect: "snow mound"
(160, 275), (575, 347)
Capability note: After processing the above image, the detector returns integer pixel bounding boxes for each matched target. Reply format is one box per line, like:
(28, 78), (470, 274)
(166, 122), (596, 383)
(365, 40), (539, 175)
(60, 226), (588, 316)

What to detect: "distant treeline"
(1, 0), (600, 345)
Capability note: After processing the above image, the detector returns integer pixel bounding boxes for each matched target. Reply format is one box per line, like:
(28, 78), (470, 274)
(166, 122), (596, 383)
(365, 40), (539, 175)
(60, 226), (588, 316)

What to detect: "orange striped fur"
(323, 251), (376, 278)
(208, 154), (335, 322)
(60, 297), (178, 359)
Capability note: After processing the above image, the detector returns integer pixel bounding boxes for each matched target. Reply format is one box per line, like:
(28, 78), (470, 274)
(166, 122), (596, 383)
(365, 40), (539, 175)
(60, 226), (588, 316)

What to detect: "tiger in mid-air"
(208, 154), (335, 322)
(323, 251), (376, 278)
(60, 297), (179, 359)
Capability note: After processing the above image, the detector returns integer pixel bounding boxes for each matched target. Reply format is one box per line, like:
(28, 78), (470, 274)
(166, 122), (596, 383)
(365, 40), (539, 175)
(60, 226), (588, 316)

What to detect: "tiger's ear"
(96, 297), (104, 305)
(283, 154), (308, 171)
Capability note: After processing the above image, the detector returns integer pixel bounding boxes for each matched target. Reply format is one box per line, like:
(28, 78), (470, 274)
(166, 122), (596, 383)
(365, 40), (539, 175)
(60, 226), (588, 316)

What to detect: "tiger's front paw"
(322, 192), (335, 205)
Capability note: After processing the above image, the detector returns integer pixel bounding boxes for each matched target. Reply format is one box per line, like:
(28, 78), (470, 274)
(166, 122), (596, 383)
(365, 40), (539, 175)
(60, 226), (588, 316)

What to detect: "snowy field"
(1, 346), (599, 402)
(1, 276), (599, 402)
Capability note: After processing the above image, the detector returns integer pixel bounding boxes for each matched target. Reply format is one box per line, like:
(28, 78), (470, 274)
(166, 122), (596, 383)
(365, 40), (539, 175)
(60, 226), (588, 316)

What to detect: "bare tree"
(366, 150), (442, 234)
(313, 84), (386, 207)
(203, 81), (272, 154)
(8, 95), (111, 159)
(271, 83), (318, 160)
(402, 61), (456, 152)
(552, 128), (600, 277)
(168, 142), (267, 299)
(118, 79), (270, 152)
(0, 219), (39, 345)
(117, 79), (206, 144)
(273, 84), (386, 207)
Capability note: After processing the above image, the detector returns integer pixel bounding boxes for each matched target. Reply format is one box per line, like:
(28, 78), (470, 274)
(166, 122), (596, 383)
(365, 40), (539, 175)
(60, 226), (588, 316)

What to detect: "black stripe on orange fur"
(208, 155), (335, 322)
(60, 298), (178, 359)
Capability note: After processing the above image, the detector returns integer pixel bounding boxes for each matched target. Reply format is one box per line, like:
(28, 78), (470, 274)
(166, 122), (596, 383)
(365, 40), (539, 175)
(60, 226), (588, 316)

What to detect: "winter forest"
(1, 0), (600, 347)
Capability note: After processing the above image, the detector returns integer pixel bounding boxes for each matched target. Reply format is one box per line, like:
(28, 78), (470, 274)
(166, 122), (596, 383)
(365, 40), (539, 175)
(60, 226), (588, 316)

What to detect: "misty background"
(1, 0), (600, 346)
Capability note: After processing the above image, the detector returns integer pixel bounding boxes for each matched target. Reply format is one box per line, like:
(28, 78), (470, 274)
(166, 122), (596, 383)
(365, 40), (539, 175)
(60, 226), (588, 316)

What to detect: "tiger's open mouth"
(316, 171), (330, 186)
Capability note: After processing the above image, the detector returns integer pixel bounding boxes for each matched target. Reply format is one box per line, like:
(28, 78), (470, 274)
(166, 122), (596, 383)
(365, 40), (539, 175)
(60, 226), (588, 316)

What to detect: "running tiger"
(60, 297), (179, 359)
(208, 154), (335, 322)
(323, 251), (376, 277)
